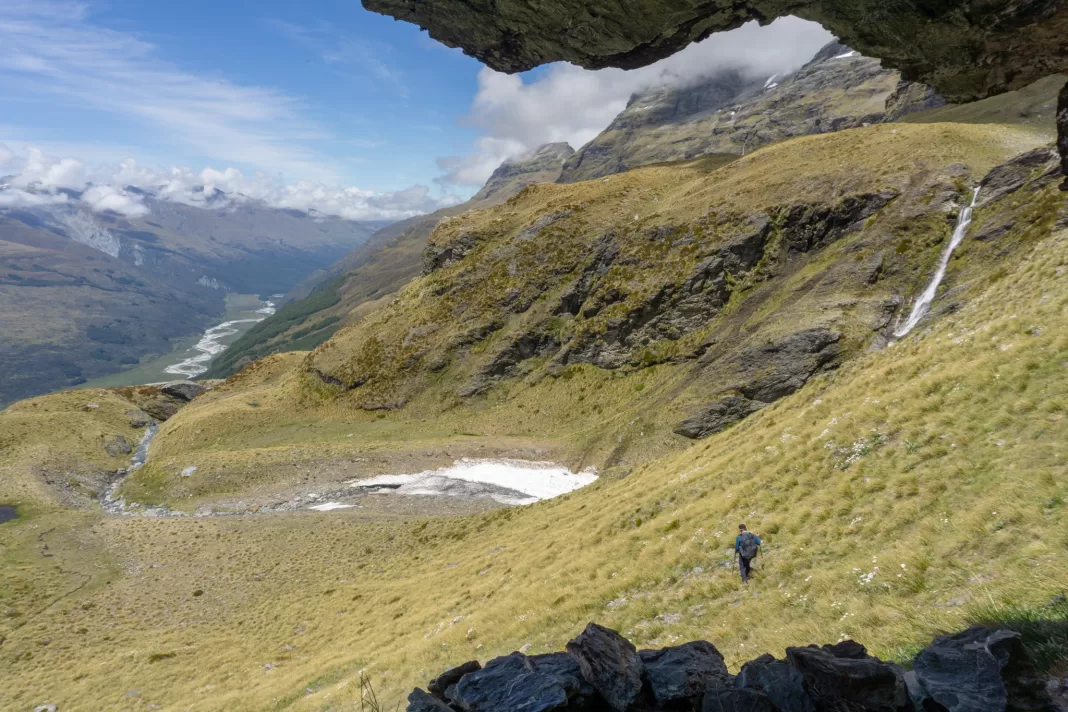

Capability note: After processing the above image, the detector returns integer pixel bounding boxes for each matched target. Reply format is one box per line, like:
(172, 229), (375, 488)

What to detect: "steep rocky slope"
(559, 43), (940, 183)
(304, 124), (1048, 442)
(206, 145), (575, 378)
(0, 194), (380, 404)
(2, 120), (1066, 710)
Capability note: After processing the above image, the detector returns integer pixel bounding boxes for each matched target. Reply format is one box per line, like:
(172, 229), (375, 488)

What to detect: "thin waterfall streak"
(893, 188), (980, 337)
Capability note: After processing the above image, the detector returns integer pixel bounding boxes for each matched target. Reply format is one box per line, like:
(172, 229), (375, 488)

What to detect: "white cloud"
(80, 185), (148, 217)
(0, 1), (337, 182)
(438, 17), (834, 187)
(0, 144), (456, 221)
(0, 188), (69, 209)
(10, 148), (87, 191)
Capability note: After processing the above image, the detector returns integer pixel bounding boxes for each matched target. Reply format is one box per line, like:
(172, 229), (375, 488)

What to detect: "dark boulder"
(735, 654), (816, 712)
(428, 660), (481, 701)
(639, 641), (731, 708)
(126, 409), (154, 428)
(702, 688), (779, 712)
(159, 381), (207, 402)
(786, 644), (910, 712)
(408, 688), (454, 712)
(674, 394), (765, 439)
(102, 434), (132, 458)
(450, 652), (593, 711)
(566, 623), (645, 711)
(911, 626), (1055, 712)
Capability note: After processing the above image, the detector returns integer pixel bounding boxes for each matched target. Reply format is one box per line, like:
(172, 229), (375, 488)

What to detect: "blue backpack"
(739, 532), (759, 559)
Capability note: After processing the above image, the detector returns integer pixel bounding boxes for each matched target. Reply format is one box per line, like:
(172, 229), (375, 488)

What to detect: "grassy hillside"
(1, 121), (1066, 711)
(206, 146), (576, 380)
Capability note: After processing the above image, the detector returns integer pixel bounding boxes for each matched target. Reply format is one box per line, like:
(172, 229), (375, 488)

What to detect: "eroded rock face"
(361, 0), (1067, 104)
(1058, 82), (1068, 191)
(675, 328), (842, 439)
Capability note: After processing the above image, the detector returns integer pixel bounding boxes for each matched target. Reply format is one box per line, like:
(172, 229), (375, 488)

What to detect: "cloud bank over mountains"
(437, 17), (834, 188)
(0, 146), (459, 221)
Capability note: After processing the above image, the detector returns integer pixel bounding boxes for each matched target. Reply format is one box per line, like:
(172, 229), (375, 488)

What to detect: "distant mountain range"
(0, 191), (383, 404)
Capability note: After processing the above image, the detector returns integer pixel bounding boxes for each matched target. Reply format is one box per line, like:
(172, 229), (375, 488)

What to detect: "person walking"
(735, 524), (761, 584)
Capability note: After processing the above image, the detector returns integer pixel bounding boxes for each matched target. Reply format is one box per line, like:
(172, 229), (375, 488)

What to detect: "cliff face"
(473, 143), (576, 203)
(558, 43), (929, 183)
(361, 0), (1068, 104)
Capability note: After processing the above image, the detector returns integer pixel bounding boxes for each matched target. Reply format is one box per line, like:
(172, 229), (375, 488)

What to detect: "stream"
(163, 298), (277, 378)
(894, 188), (980, 337)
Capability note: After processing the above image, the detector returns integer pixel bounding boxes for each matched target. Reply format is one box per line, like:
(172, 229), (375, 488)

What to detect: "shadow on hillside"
(969, 596), (1068, 672)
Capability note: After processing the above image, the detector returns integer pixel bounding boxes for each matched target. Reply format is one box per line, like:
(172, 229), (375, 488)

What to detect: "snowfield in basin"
(348, 459), (598, 505)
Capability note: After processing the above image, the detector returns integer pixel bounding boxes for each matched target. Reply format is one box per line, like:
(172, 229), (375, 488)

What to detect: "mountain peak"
(471, 142), (576, 203)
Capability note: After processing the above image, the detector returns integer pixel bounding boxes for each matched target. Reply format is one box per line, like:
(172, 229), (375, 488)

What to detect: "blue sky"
(0, 1), (833, 219)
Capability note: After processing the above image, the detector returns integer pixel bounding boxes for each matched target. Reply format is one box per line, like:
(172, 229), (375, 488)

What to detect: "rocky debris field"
(407, 623), (1058, 712)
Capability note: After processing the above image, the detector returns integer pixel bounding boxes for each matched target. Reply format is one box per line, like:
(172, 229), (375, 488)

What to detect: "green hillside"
(1, 118), (1066, 711)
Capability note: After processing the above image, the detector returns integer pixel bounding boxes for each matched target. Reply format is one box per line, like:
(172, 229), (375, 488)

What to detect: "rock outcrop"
(883, 80), (947, 122)
(362, 0), (1068, 189)
(474, 143), (576, 203)
(361, 0), (1067, 105)
(407, 624), (1056, 712)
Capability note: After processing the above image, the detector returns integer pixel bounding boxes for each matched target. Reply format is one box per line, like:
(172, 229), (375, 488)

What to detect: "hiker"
(735, 524), (761, 583)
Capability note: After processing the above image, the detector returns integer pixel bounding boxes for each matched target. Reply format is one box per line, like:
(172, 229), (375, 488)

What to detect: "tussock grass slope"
(122, 122), (1051, 509)
(2, 203), (1066, 711)
(1, 120), (1066, 710)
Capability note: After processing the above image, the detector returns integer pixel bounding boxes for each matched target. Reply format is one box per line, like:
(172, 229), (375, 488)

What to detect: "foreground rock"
(407, 623), (1056, 712)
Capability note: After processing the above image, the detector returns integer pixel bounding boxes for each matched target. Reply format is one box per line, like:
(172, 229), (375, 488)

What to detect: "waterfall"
(893, 188), (980, 337)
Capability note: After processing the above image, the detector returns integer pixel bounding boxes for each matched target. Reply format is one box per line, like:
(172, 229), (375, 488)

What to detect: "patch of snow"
(763, 74), (778, 88)
(309, 502), (354, 511)
(181, 465), (198, 477)
(197, 275), (225, 290)
(833, 51), (858, 59)
(349, 459), (597, 505)
(765, 83), (779, 90)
